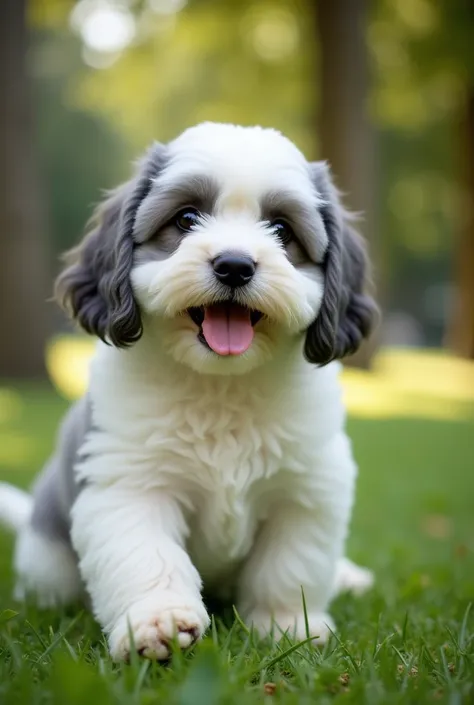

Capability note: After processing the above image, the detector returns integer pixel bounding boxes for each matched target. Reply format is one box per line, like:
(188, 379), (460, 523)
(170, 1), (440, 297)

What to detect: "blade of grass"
(62, 637), (79, 663)
(300, 586), (310, 640)
(459, 603), (472, 651)
(392, 645), (409, 668)
(25, 619), (48, 651)
(256, 635), (317, 673)
(0, 609), (19, 625)
(133, 658), (150, 700)
(401, 610), (410, 643)
(329, 628), (361, 674)
(35, 611), (84, 664)
(210, 614), (219, 647)
(232, 606), (252, 638)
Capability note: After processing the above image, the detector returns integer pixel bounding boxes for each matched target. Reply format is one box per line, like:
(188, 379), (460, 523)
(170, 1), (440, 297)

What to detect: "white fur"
(4, 124), (373, 660)
(334, 557), (375, 596)
(71, 338), (360, 658)
(14, 525), (82, 607)
(0, 483), (32, 532)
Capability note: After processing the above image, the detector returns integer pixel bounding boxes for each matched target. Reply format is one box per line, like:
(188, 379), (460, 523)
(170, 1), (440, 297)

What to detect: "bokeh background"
(1, 0), (474, 600)
(2, 0), (474, 381)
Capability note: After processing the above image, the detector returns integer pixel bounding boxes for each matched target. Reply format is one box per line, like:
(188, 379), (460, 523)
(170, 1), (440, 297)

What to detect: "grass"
(1, 352), (474, 704)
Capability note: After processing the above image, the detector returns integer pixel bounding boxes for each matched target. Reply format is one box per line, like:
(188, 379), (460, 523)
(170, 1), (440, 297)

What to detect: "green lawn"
(0, 381), (473, 704)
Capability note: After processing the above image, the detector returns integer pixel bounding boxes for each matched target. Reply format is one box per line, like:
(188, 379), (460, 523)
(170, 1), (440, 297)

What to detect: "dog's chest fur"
(87, 343), (345, 579)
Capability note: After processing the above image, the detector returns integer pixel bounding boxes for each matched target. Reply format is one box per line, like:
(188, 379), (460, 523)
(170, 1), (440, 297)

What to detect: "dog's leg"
(0, 475), (82, 607)
(14, 523), (82, 607)
(71, 485), (209, 661)
(333, 556), (374, 596)
(237, 432), (356, 644)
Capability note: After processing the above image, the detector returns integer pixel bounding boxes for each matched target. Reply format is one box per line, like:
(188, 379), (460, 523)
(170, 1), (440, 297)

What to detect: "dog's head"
(56, 123), (377, 375)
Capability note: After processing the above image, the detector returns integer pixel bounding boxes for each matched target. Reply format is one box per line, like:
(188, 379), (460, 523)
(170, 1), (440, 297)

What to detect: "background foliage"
(25, 0), (474, 350)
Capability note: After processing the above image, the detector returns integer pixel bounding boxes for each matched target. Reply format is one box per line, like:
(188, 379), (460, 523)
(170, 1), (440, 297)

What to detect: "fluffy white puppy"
(0, 123), (377, 661)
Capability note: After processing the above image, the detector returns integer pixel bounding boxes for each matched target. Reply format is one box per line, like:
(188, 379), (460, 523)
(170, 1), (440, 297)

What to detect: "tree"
(446, 1), (474, 359)
(0, 0), (51, 377)
(447, 100), (474, 359)
(315, 0), (379, 368)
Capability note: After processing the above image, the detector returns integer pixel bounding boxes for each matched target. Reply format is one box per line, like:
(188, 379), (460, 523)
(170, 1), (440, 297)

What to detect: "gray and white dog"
(0, 123), (377, 661)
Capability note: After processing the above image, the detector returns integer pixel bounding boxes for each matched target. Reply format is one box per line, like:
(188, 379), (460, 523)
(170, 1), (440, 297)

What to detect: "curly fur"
(0, 122), (377, 661)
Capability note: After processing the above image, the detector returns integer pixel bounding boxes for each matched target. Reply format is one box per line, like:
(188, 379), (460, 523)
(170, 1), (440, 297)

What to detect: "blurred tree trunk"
(447, 90), (474, 358)
(0, 0), (50, 377)
(315, 0), (379, 368)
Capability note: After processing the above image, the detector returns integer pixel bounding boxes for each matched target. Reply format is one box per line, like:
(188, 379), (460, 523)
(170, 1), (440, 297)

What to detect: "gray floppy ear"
(304, 161), (378, 366)
(55, 143), (166, 347)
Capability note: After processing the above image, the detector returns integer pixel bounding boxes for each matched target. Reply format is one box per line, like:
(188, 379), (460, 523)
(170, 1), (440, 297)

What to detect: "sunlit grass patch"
(343, 349), (474, 420)
(46, 336), (95, 401)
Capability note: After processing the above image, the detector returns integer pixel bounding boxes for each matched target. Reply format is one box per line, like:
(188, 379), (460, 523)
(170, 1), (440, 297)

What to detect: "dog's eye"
(272, 219), (294, 245)
(175, 208), (201, 233)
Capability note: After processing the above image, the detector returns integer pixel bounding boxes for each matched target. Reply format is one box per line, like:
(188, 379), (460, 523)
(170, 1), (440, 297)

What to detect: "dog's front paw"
(245, 608), (335, 645)
(109, 595), (210, 661)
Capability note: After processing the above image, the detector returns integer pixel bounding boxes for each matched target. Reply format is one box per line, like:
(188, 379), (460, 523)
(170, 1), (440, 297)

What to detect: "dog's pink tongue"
(202, 304), (254, 356)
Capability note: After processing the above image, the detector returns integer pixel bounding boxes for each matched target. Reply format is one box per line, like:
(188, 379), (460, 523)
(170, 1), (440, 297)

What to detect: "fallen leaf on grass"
(421, 514), (453, 539)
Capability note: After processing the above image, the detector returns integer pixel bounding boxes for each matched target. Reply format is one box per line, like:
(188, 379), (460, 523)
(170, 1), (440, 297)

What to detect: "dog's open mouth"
(187, 304), (263, 356)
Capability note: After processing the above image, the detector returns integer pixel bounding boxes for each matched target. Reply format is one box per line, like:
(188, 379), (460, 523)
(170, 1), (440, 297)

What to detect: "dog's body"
(0, 123), (377, 660)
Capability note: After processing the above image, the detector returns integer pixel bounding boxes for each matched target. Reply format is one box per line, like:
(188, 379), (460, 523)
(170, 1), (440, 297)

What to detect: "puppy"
(0, 123), (377, 661)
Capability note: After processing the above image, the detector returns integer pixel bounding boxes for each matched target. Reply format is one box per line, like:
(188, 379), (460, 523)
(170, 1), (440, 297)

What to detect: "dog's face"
(57, 123), (377, 375)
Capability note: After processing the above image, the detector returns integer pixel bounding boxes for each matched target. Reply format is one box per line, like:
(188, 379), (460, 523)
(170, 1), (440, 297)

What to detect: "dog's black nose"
(212, 252), (256, 288)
